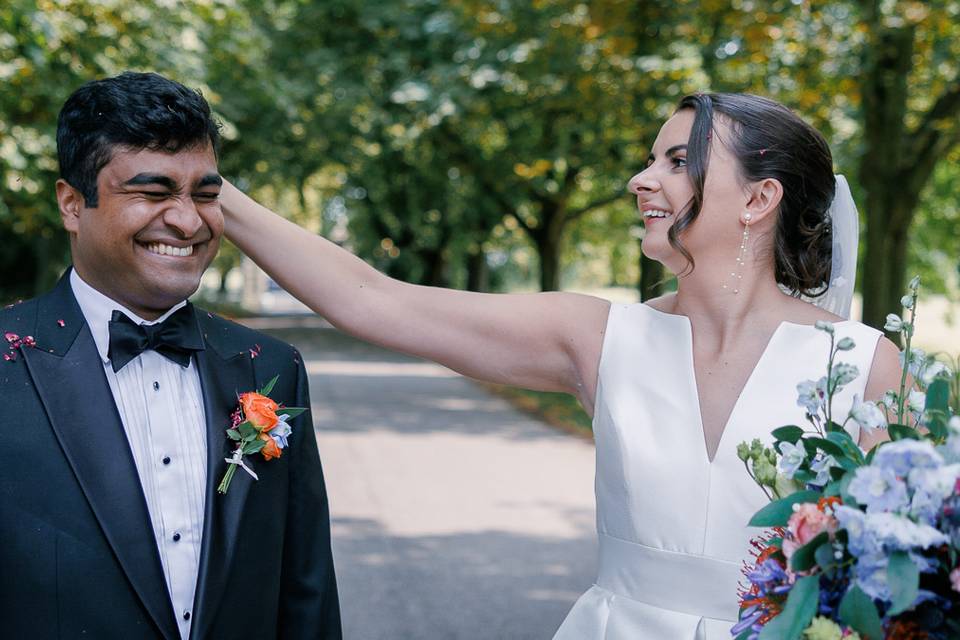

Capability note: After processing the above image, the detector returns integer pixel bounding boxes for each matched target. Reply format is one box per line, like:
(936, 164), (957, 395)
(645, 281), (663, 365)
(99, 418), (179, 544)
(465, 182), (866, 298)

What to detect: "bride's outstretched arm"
(220, 181), (611, 413)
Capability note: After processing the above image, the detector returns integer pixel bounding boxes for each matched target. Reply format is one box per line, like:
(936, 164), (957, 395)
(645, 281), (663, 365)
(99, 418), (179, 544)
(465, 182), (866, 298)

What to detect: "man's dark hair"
(57, 71), (221, 207)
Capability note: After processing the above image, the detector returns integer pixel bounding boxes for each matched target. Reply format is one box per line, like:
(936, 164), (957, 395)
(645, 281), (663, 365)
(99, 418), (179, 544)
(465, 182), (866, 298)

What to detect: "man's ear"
(56, 179), (85, 234)
(741, 177), (783, 226)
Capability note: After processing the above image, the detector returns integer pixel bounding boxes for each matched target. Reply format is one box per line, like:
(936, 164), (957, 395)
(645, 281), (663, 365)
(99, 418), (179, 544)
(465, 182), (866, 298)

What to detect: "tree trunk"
(465, 247), (489, 292)
(532, 201), (566, 292)
(639, 251), (665, 301)
(857, 21), (915, 334)
(424, 249), (448, 287)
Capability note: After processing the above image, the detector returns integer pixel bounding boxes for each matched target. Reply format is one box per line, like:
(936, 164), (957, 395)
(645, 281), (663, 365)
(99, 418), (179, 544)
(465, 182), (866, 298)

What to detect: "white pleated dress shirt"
(71, 270), (207, 640)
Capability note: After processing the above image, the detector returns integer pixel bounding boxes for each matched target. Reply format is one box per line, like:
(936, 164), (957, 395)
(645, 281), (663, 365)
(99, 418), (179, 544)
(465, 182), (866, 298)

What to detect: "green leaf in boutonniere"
(238, 421), (257, 439)
(227, 429), (241, 441)
(278, 407), (307, 419)
(259, 374), (279, 397)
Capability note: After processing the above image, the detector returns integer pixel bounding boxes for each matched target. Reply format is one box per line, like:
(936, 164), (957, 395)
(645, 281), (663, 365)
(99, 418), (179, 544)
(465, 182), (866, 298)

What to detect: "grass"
(480, 383), (594, 438)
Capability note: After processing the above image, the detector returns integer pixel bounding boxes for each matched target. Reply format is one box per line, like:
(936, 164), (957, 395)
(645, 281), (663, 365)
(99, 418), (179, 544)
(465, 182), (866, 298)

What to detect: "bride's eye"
(671, 156), (687, 169)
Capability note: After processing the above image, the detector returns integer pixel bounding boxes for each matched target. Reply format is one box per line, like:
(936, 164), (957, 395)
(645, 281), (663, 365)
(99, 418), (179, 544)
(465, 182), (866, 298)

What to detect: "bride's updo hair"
(671, 93), (835, 298)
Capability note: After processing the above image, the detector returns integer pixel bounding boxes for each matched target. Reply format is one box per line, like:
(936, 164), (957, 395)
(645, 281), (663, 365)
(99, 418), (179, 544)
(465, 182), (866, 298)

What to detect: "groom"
(0, 73), (341, 639)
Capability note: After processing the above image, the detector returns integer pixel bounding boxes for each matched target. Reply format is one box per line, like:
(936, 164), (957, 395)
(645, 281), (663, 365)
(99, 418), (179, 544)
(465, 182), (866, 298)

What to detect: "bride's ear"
(741, 178), (783, 226)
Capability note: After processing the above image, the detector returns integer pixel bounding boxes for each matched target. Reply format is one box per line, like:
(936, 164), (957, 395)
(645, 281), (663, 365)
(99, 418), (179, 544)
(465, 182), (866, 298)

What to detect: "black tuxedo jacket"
(0, 272), (341, 639)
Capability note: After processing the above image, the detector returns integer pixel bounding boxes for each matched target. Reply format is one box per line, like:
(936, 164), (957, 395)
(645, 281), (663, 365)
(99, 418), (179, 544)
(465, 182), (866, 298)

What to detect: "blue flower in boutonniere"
(217, 375), (306, 495)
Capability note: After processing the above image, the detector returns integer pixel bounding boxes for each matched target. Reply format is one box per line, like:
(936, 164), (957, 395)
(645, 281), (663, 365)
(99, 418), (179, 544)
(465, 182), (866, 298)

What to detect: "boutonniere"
(217, 375), (306, 495)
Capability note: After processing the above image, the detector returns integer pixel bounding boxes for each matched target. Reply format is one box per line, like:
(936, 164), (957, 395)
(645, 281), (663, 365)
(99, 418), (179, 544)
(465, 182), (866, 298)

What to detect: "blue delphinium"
(874, 439), (943, 477)
(847, 466), (910, 514)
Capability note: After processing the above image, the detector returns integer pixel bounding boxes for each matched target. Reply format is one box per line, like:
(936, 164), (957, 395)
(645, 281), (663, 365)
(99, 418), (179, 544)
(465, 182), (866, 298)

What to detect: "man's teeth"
(147, 243), (194, 257)
(644, 209), (672, 218)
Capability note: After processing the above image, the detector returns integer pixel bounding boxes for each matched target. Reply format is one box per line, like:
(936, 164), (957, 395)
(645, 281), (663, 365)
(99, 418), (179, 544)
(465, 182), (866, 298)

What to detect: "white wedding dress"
(554, 303), (881, 639)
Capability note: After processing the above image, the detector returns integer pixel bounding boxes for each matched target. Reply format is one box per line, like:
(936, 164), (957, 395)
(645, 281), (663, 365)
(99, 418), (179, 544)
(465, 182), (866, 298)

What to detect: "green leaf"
(826, 420), (846, 433)
(772, 426), (806, 443)
(790, 532), (829, 572)
(749, 491), (821, 527)
(825, 431), (865, 464)
(814, 540), (837, 572)
(838, 585), (883, 639)
(925, 409), (949, 441)
(804, 436), (846, 459)
(277, 407), (307, 419)
(245, 438), (266, 455)
(757, 575), (819, 640)
(238, 421), (257, 439)
(887, 551), (919, 615)
(926, 378), (950, 413)
(838, 473), (857, 506)
(823, 479), (842, 497)
(259, 374), (279, 397)
(888, 423), (920, 441)
(226, 429), (241, 441)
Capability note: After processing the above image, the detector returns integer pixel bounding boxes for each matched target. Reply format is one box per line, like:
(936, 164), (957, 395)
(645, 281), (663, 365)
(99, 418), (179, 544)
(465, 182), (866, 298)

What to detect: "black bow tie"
(107, 304), (205, 372)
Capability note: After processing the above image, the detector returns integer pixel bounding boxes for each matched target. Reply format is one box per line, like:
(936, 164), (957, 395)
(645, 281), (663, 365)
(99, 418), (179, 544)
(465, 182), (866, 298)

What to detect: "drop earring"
(722, 213), (751, 294)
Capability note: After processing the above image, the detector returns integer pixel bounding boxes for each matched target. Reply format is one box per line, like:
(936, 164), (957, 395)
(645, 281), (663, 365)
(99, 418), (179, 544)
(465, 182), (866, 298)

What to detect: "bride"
(218, 92), (900, 638)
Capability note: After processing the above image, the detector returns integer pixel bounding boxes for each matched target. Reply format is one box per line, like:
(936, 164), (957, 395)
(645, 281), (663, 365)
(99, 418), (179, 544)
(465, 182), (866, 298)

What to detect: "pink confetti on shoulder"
(249, 343), (262, 359)
(5, 332), (19, 343)
(3, 352), (15, 362)
(57, 319), (65, 327)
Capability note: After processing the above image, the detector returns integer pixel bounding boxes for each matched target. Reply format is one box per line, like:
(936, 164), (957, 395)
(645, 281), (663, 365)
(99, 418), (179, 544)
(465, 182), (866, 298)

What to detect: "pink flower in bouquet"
(951, 567), (960, 593)
(782, 503), (838, 560)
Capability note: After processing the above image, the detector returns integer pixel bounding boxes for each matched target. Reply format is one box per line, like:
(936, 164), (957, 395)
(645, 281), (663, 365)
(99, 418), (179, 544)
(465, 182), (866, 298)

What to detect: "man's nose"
(164, 197), (204, 238)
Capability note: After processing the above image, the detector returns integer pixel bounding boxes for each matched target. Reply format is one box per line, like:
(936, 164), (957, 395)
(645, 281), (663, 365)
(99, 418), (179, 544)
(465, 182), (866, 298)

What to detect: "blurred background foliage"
(2, 0), (959, 333)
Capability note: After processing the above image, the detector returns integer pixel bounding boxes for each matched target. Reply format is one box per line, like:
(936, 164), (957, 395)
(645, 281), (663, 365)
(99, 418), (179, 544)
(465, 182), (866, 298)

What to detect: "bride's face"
(628, 109), (754, 277)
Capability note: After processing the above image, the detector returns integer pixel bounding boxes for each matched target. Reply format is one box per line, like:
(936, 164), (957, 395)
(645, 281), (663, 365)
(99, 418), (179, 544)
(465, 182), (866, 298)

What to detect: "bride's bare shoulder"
(780, 296), (845, 325)
(642, 292), (679, 314)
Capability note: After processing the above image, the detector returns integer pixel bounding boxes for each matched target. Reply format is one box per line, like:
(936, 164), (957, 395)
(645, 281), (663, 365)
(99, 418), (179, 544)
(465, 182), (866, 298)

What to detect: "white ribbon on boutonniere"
(225, 447), (259, 481)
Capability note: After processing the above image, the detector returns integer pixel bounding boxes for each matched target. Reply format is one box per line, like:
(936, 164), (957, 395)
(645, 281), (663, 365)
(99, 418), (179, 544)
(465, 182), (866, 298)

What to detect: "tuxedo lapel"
(21, 277), (180, 640)
(190, 325), (256, 640)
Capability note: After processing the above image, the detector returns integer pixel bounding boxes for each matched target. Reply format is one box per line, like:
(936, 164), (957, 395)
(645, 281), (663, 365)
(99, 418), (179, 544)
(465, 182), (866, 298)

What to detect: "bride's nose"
(627, 167), (659, 195)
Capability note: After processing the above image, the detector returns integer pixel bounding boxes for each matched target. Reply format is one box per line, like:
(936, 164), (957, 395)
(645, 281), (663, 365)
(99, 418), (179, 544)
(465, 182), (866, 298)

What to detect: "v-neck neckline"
(640, 304), (854, 464)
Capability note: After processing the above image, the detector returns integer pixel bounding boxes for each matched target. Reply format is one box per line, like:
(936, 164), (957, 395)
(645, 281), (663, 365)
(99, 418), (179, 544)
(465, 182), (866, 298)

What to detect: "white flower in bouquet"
(849, 394), (886, 432)
(777, 440), (806, 478)
(810, 453), (839, 486)
(884, 313), (904, 332)
(796, 378), (826, 415)
(830, 362), (859, 388)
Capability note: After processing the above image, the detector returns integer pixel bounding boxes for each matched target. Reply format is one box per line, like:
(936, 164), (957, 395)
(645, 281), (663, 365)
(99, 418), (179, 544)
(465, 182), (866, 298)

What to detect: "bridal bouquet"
(732, 277), (960, 640)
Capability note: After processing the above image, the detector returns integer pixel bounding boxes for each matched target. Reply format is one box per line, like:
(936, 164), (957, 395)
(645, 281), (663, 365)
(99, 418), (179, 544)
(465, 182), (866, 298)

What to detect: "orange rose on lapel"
(240, 392), (279, 432)
(260, 433), (282, 460)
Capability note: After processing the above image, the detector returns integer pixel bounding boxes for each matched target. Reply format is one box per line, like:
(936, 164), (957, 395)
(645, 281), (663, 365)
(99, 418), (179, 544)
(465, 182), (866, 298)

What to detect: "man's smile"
(141, 241), (197, 257)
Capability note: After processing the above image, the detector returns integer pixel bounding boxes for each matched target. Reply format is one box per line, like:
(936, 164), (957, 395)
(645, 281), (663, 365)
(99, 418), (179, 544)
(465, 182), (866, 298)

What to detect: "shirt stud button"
(183, 611), (191, 621)
(172, 532), (181, 542)
(162, 456), (171, 465)
(153, 381), (160, 391)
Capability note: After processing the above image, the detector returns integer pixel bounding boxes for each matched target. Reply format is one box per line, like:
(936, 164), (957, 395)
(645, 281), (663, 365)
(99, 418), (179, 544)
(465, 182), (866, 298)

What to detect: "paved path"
(256, 323), (598, 640)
